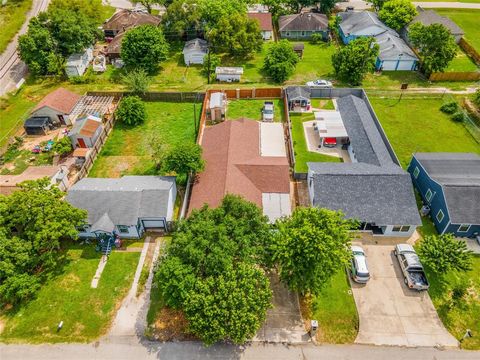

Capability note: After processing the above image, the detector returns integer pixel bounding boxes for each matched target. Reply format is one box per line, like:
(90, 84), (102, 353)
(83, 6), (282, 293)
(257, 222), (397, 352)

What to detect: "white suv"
(350, 246), (370, 284)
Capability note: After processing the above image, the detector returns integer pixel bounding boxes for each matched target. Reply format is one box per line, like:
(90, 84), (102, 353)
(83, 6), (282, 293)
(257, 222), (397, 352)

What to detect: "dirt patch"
(58, 273), (81, 288)
(0, 317), (5, 335)
(151, 307), (196, 342)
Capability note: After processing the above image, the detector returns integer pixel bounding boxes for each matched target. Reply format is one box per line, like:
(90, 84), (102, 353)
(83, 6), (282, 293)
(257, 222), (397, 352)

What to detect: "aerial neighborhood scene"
(1, 0), (480, 359)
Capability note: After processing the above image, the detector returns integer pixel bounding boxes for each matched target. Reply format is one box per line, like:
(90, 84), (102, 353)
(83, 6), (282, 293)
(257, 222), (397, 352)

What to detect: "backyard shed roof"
(66, 176), (176, 226)
(248, 12), (273, 31)
(308, 163), (421, 225)
(339, 11), (391, 36)
(375, 31), (418, 60)
(414, 152), (480, 224)
(32, 88), (81, 114)
(408, 7), (464, 36)
(279, 12), (328, 31)
(70, 115), (102, 137)
(215, 67), (244, 75)
(286, 86), (311, 101)
(183, 38), (208, 53)
(103, 9), (160, 32)
(24, 117), (50, 127)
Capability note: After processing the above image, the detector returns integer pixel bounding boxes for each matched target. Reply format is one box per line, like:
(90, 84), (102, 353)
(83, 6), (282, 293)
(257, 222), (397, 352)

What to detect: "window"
(400, 226), (410, 232)
(392, 225), (402, 232)
(425, 189), (433, 202)
(413, 166), (420, 179)
(117, 225), (129, 234)
(458, 224), (470, 232)
(436, 210), (445, 223)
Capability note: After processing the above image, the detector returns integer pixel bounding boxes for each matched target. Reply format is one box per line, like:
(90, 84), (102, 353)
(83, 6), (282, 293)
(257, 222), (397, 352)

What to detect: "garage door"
(142, 219), (166, 229)
(396, 60), (414, 71)
(381, 60), (398, 71)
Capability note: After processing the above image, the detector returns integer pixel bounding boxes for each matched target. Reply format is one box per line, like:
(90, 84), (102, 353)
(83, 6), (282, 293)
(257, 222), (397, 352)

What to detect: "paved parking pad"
(351, 244), (458, 348)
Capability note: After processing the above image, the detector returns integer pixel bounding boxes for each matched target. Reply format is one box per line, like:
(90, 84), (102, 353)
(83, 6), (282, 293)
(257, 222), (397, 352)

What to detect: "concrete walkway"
(106, 236), (161, 341)
(91, 255), (108, 288)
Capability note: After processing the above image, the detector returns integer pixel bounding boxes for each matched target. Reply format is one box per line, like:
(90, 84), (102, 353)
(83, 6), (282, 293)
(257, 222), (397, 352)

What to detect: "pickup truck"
(394, 244), (429, 291)
(262, 101), (274, 122)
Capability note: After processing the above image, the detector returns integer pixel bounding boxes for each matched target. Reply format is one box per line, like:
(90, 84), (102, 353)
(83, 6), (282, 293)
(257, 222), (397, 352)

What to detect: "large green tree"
(263, 40), (299, 83)
(408, 22), (457, 76)
(162, 143), (205, 177)
(417, 234), (473, 275)
(162, 0), (200, 39)
(121, 25), (169, 73)
(332, 37), (379, 85)
(208, 12), (262, 58)
(271, 207), (353, 295)
(0, 179), (86, 304)
(115, 96), (147, 126)
(378, 0), (418, 31)
(154, 195), (273, 345)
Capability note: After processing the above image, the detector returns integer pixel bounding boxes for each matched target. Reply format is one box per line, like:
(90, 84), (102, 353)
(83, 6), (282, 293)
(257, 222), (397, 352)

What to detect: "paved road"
(1, 341), (480, 360)
(0, 0), (50, 96)
(336, 1), (480, 10)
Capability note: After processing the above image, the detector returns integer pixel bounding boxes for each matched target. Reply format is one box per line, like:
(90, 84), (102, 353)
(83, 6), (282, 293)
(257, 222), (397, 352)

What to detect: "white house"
(30, 88), (81, 126)
(65, 47), (94, 77)
(183, 38), (208, 65)
(68, 114), (103, 149)
(215, 67), (243, 82)
(66, 176), (177, 239)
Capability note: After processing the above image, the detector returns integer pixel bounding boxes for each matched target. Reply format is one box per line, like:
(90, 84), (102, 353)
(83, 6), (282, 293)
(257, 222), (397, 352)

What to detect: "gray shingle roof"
(375, 31), (418, 61)
(414, 152), (480, 224)
(337, 95), (395, 167)
(183, 38), (208, 53)
(286, 86), (311, 101)
(91, 213), (115, 233)
(66, 176), (175, 226)
(279, 13), (328, 32)
(339, 11), (391, 36)
(308, 163), (421, 225)
(408, 8), (464, 36)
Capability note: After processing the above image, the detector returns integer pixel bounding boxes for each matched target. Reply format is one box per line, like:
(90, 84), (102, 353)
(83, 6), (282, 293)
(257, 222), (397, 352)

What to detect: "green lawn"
(227, 99), (285, 122)
(369, 96), (480, 168)
(304, 270), (358, 343)
(287, 42), (336, 85)
(417, 0), (480, 2)
(0, 244), (139, 343)
(290, 112), (342, 173)
(426, 256), (480, 350)
(437, 9), (480, 53)
(446, 48), (478, 72)
(0, 0), (32, 54)
(89, 101), (199, 178)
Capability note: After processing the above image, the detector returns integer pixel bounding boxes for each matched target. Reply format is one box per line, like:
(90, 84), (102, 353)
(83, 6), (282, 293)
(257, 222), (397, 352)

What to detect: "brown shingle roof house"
(30, 87), (81, 126)
(189, 119), (292, 221)
(103, 9), (161, 38)
(248, 12), (274, 40)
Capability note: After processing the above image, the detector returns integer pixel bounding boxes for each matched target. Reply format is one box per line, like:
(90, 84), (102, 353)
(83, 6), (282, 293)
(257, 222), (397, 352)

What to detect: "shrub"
(451, 278), (469, 303)
(451, 112), (466, 122)
(310, 33), (324, 44)
(439, 101), (458, 114)
(52, 136), (72, 156)
(122, 68), (152, 94)
(263, 40), (299, 83)
(115, 96), (147, 126)
(473, 89), (480, 107)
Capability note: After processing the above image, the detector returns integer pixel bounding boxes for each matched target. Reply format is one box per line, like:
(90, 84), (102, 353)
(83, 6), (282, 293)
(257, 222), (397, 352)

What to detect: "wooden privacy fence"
(207, 87), (283, 99)
(429, 72), (480, 81)
(459, 38), (480, 65)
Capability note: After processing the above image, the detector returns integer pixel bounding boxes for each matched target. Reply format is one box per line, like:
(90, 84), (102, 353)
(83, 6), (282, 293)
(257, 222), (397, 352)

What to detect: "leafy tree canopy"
(122, 68), (152, 94)
(162, 0), (200, 39)
(115, 96), (147, 126)
(121, 25), (169, 73)
(263, 40), (299, 83)
(271, 207), (353, 295)
(408, 22), (457, 75)
(378, 0), (418, 31)
(52, 136), (72, 156)
(162, 143), (205, 176)
(417, 233), (473, 275)
(332, 37), (379, 85)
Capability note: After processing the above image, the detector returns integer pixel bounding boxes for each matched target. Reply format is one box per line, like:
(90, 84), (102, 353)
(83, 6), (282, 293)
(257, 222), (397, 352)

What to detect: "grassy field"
(227, 99), (285, 122)
(89, 101), (199, 178)
(301, 269), (358, 343)
(287, 42), (336, 85)
(437, 9), (480, 53)
(446, 48), (478, 72)
(0, 244), (139, 343)
(290, 112), (342, 173)
(0, 0), (32, 54)
(369, 96), (480, 168)
(426, 256), (480, 350)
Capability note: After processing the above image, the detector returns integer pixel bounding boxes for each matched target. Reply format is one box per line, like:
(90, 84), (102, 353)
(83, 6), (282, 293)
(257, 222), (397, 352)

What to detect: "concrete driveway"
(351, 244), (458, 348)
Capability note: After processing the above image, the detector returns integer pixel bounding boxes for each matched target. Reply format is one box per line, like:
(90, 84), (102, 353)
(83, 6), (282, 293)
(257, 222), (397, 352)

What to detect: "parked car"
(394, 244), (429, 291)
(306, 79), (333, 88)
(262, 101), (274, 122)
(32, 145), (41, 154)
(323, 137), (337, 148)
(350, 246), (370, 283)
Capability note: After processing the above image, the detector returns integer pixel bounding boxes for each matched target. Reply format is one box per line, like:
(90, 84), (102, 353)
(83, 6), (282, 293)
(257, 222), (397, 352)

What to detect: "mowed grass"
(287, 42), (336, 85)
(302, 269), (358, 343)
(369, 96), (480, 168)
(89, 101), (199, 178)
(446, 47), (478, 72)
(290, 112), (342, 173)
(0, 0), (32, 54)
(436, 9), (480, 53)
(426, 256), (480, 350)
(0, 244), (139, 343)
(227, 99), (285, 122)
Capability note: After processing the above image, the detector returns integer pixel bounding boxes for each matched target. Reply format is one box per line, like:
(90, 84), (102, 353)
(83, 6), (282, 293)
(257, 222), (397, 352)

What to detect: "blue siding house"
(408, 153), (480, 237)
(338, 11), (390, 44)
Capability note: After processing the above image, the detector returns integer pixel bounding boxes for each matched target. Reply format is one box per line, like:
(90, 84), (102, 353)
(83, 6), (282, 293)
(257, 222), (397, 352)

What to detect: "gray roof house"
(279, 12), (329, 40)
(307, 93), (421, 237)
(66, 176), (177, 238)
(408, 152), (480, 237)
(338, 11), (391, 44)
(286, 86), (311, 111)
(375, 31), (419, 71)
(403, 7), (464, 43)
